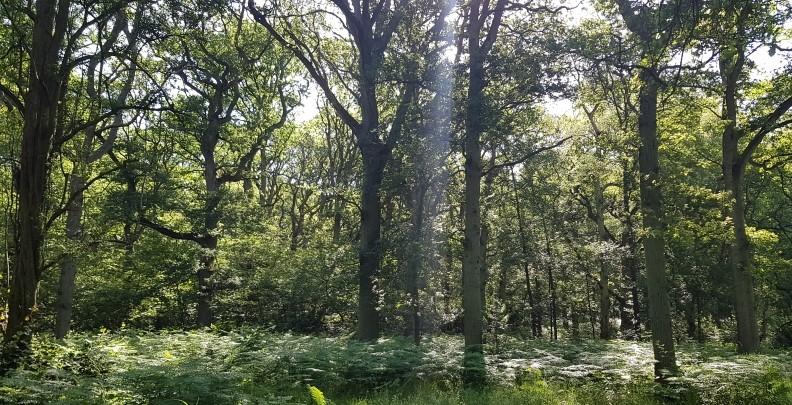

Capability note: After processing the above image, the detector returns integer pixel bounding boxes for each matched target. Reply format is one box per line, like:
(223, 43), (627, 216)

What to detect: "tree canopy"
(0, 0), (791, 402)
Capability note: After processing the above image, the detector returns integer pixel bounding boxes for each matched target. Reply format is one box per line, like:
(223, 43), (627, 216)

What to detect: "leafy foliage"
(0, 330), (790, 404)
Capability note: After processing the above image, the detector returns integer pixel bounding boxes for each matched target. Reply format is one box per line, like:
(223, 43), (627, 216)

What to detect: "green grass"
(0, 329), (790, 404)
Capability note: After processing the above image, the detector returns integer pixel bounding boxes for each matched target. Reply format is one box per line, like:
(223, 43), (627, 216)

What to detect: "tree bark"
(510, 169), (540, 337)
(405, 182), (427, 345)
(195, 98), (228, 327)
(459, 0), (508, 384)
(637, 69), (677, 379)
(594, 181), (611, 339)
(4, 0), (70, 367)
(55, 174), (84, 338)
(541, 214), (558, 340)
(615, 0), (679, 379)
(462, 1), (488, 384)
(620, 158), (640, 339)
(719, 37), (760, 353)
(357, 144), (387, 341)
(248, 0), (414, 342)
(197, 236), (217, 327)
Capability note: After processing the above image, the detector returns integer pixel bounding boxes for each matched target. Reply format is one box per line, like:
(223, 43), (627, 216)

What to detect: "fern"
(307, 385), (327, 405)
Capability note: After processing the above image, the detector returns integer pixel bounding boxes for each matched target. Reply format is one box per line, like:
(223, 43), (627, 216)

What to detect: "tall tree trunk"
(720, 44), (759, 353)
(595, 181), (610, 339)
(462, 40), (485, 387)
(357, 144), (386, 341)
(197, 235), (217, 327)
(621, 158), (640, 339)
(248, 0), (414, 343)
(4, 0), (70, 368)
(54, 174), (84, 338)
(541, 214), (558, 340)
(405, 183), (426, 345)
(637, 69), (677, 379)
(510, 169), (539, 337)
(198, 114), (222, 327)
(586, 275), (596, 338)
(725, 148), (758, 352)
(460, 0), (507, 385)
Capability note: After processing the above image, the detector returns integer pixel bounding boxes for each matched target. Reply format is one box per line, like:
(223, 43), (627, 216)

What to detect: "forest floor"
(0, 329), (790, 404)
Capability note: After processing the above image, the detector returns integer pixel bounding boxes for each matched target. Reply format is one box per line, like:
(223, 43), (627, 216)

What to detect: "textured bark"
(197, 107), (222, 327)
(615, 0), (679, 380)
(620, 159), (641, 339)
(4, 0), (70, 367)
(55, 174), (84, 339)
(540, 214), (558, 340)
(357, 146), (387, 341)
(461, 0), (502, 385)
(459, 0), (509, 384)
(719, 32), (759, 353)
(637, 70), (677, 379)
(405, 183), (427, 345)
(462, 132), (484, 385)
(510, 169), (540, 337)
(594, 182), (611, 340)
(197, 236), (217, 327)
(462, 22), (484, 385)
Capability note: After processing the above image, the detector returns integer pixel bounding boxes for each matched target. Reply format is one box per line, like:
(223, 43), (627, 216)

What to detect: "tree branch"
(485, 136), (571, 173)
(138, 217), (208, 244)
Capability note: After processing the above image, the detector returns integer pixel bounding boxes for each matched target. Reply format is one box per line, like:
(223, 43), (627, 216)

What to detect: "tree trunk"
(716, 0), (760, 356)
(197, 236), (217, 327)
(510, 169), (540, 338)
(55, 174), (85, 338)
(541, 214), (558, 340)
(331, 198), (344, 244)
(405, 184), (426, 345)
(594, 181), (611, 340)
(586, 275), (596, 338)
(720, 57), (759, 352)
(462, 45), (485, 386)
(357, 144), (386, 341)
(4, 0), (69, 368)
(289, 191), (300, 251)
(198, 113), (222, 327)
(53, 12), (138, 336)
(637, 69), (677, 379)
(727, 163), (759, 352)
(621, 159), (640, 339)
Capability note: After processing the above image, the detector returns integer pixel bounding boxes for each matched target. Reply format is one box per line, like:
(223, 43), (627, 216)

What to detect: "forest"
(0, 0), (791, 403)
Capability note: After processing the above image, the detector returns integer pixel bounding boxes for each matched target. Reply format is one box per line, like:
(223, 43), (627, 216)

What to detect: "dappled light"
(0, 0), (790, 403)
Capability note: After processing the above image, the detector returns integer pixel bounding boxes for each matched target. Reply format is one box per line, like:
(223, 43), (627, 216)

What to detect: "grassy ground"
(0, 329), (790, 404)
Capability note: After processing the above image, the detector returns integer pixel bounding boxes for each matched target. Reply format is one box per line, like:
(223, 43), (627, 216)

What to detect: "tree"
(613, 0), (701, 379)
(2, 0), (121, 367)
(249, 0), (418, 341)
(54, 5), (148, 339)
(459, 0), (508, 385)
(707, 0), (792, 353)
(140, 2), (294, 326)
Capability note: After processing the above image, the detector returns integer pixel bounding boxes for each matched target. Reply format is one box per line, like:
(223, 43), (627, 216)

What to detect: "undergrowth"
(0, 329), (789, 404)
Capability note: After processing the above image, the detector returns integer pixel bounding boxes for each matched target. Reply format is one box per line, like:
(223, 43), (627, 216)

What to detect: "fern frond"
(307, 385), (326, 405)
